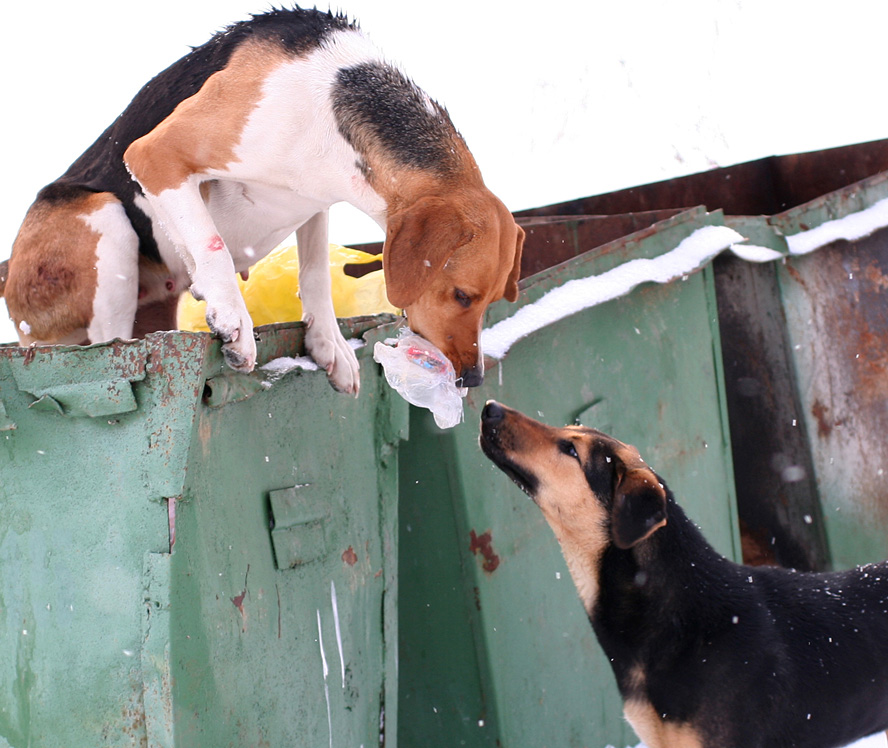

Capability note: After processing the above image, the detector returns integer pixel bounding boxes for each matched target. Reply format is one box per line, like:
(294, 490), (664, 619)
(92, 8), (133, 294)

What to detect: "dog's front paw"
(206, 303), (257, 372)
(304, 315), (360, 395)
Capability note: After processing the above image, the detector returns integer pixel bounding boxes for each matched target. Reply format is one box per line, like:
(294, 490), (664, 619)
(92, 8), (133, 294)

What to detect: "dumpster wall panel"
(0, 324), (404, 747)
(713, 249), (830, 570)
(168, 360), (404, 747)
(400, 213), (739, 747)
(0, 340), (187, 747)
(398, 408), (501, 747)
(775, 223), (888, 567)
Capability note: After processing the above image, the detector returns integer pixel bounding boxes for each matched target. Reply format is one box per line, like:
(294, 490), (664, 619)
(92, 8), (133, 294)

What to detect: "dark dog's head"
(383, 192), (524, 387)
(480, 401), (667, 604)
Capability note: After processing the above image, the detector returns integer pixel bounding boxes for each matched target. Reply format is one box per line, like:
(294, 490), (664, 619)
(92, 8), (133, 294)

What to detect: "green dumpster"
(0, 319), (406, 747)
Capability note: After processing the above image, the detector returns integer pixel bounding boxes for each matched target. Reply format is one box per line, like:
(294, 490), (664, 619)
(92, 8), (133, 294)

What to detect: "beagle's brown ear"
(503, 224), (525, 303)
(383, 196), (476, 308)
(611, 467), (667, 549)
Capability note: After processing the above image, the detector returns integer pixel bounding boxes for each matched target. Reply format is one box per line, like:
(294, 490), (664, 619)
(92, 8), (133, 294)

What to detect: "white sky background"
(1, 0), (886, 344)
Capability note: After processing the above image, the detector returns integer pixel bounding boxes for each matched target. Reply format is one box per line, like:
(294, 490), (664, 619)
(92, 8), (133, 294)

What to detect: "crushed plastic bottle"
(373, 328), (466, 429)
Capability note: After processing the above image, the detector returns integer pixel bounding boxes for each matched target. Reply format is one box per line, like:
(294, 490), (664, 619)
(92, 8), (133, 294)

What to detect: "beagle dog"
(480, 401), (888, 748)
(2, 8), (524, 394)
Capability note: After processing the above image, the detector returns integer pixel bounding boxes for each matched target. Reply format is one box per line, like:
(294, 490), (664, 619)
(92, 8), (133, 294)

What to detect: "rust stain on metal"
(342, 546), (358, 566)
(231, 564), (250, 632)
(118, 697), (148, 747)
(811, 400), (833, 438)
(864, 260), (888, 291)
(787, 229), (888, 523)
(469, 529), (500, 573)
(784, 262), (808, 290)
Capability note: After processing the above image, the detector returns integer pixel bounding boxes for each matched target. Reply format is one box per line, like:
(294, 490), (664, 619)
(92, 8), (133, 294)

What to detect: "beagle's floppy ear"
(611, 466), (667, 549)
(383, 196), (476, 309)
(503, 224), (525, 303)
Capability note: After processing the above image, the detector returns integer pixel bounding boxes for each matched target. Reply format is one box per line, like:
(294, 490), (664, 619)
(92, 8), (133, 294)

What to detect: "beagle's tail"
(0, 259), (7, 297)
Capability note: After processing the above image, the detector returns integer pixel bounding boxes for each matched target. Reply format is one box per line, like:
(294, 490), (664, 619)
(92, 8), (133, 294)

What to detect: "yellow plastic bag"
(177, 243), (398, 332)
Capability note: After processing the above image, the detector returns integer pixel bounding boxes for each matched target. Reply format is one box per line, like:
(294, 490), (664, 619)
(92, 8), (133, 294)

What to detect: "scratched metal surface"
(0, 322), (405, 747)
(772, 176), (888, 568)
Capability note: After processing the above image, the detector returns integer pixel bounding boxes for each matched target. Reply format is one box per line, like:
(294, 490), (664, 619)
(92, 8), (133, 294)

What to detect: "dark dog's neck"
(591, 487), (745, 699)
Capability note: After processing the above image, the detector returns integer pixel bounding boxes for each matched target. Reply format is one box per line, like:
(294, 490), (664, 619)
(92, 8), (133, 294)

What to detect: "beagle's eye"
(559, 440), (579, 461)
(454, 289), (472, 308)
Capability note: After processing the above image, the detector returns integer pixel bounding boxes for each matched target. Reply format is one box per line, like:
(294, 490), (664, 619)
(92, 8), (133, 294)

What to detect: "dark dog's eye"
(454, 289), (472, 308)
(559, 440), (579, 460)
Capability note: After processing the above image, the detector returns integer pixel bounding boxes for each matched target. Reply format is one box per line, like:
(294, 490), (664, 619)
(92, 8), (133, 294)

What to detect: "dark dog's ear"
(503, 224), (524, 303)
(611, 467), (667, 549)
(383, 196), (475, 308)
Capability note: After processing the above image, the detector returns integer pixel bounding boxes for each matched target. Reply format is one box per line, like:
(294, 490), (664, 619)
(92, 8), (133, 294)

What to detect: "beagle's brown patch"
(124, 41), (286, 195)
(5, 192), (111, 342)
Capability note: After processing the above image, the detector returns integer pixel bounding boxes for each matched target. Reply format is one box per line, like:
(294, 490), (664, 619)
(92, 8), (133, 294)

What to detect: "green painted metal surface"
(0, 321), (405, 747)
(399, 209), (740, 748)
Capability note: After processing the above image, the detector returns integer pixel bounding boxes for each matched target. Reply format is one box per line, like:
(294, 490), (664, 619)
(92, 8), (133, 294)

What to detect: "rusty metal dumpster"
(0, 319), (406, 747)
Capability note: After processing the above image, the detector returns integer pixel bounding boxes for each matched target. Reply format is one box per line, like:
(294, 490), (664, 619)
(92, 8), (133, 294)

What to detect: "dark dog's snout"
(482, 400), (505, 426)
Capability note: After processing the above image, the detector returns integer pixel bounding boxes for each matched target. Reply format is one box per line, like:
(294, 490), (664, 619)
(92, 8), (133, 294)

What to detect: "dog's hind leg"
(6, 191), (139, 346)
(85, 197), (140, 343)
(296, 210), (360, 395)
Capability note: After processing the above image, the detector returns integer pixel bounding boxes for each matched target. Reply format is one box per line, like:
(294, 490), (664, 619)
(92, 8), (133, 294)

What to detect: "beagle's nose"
(459, 365), (484, 388)
(481, 400), (505, 426)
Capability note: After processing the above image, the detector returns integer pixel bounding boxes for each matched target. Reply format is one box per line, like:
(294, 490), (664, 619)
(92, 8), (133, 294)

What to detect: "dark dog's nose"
(482, 400), (505, 426)
(459, 365), (484, 388)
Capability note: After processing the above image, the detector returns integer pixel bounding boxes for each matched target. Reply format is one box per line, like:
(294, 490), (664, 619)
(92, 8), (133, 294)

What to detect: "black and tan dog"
(480, 400), (888, 748)
(2, 8), (523, 394)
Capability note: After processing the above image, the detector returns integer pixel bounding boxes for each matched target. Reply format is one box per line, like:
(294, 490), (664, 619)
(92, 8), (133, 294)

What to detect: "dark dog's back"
(596, 498), (888, 747)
